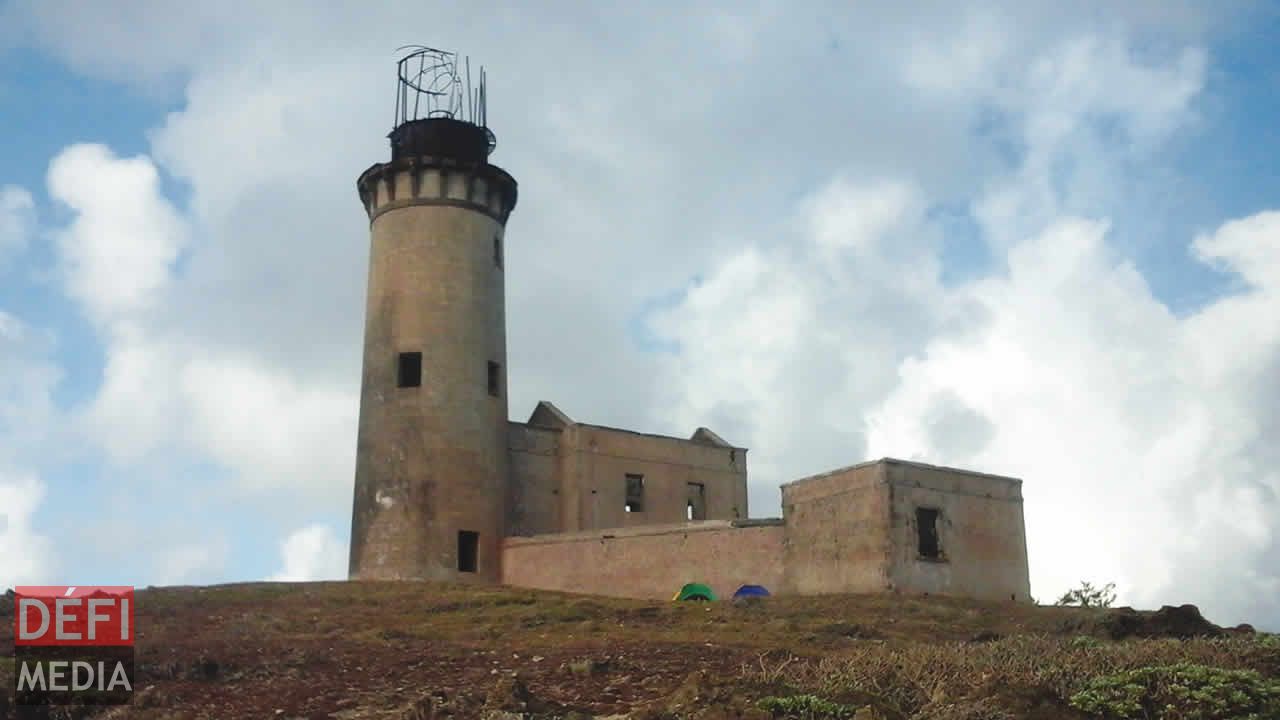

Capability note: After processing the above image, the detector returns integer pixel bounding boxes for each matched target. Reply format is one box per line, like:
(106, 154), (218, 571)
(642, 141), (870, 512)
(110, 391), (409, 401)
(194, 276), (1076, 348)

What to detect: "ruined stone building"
(348, 50), (1031, 603)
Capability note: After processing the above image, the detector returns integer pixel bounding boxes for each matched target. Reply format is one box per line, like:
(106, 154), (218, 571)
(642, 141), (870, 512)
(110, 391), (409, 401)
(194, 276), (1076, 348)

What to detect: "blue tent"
(732, 584), (771, 598)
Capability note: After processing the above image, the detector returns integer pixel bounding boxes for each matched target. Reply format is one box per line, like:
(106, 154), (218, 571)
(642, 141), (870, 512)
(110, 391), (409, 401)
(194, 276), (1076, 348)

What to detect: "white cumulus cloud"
(865, 213), (1280, 623)
(269, 524), (347, 582)
(44, 144), (357, 509)
(47, 144), (188, 328)
(181, 354), (356, 498)
(0, 472), (54, 589)
(0, 311), (60, 588)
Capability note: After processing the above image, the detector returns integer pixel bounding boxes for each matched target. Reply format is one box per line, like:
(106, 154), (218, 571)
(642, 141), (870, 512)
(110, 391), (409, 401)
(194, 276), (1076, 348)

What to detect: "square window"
(457, 530), (478, 573)
(397, 352), (422, 388)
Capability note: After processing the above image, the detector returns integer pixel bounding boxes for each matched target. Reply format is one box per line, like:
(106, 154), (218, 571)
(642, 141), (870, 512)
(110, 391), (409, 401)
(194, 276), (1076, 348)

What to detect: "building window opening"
(457, 530), (479, 573)
(625, 473), (644, 513)
(487, 361), (501, 396)
(494, 235), (503, 269)
(916, 507), (941, 560)
(686, 482), (706, 521)
(397, 352), (422, 388)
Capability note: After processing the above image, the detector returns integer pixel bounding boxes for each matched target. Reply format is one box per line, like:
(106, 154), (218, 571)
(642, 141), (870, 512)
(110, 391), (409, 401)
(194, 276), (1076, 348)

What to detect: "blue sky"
(1, 1), (1279, 630)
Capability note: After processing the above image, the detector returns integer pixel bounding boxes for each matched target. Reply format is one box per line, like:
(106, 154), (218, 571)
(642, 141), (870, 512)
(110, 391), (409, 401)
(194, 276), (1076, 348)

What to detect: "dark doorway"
(457, 530), (478, 573)
(916, 508), (941, 559)
(625, 473), (644, 513)
(686, 482), (706, 520)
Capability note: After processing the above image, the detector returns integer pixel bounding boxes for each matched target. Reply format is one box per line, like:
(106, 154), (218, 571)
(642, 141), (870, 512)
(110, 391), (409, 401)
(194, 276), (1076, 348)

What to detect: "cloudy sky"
(1, 1), (1278, 629)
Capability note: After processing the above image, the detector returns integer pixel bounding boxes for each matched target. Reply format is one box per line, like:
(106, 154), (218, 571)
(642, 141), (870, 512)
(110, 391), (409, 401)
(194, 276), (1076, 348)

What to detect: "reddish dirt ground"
(1, 582), (1273, 719)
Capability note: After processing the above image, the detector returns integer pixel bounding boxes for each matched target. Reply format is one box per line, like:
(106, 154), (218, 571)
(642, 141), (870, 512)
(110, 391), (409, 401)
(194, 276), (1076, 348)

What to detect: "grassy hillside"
(2, 582), (1277, 719)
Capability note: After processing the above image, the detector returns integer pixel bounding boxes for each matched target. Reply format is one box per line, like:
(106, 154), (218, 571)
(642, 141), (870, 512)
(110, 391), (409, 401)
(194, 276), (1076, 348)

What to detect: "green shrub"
(1068, 662), (1280, 719)
(1056, 581), (1117, 608)
(1071, 635), (1103, 649)
(758, 694), (856, 719)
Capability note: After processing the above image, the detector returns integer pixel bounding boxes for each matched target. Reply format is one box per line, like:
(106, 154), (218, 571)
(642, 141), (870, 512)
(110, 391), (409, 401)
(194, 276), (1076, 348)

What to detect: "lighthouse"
(348, 48), (517, 582)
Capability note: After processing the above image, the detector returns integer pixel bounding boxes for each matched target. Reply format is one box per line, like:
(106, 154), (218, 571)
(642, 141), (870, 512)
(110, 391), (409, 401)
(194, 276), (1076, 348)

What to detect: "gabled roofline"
(524, 401), (746, 451)
(576, 422), (746, 450)
(526, 400), (573, 430)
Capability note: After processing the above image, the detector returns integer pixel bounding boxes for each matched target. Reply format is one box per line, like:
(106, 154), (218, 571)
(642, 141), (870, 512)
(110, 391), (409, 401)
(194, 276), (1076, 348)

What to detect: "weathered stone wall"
(884, 461), (1031, 602)
(501, 520), (785, 600)
(780, 462), (892, 594)
(554, 424), (748, 533)
(775, 459), (1031, 602)
(507, 422), (562, 537)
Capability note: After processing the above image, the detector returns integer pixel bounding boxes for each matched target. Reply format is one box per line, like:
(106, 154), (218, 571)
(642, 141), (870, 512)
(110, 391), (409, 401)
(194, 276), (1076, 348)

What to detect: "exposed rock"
(968, 630), (1002, 643)
(1057, 603), (1226, 641)
(1102, 604), (1223, 640)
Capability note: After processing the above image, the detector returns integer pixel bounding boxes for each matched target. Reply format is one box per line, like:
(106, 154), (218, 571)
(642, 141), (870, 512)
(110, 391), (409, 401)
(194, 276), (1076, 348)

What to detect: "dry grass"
(743, 634), (1280, 718)
(1, 582), (1276, 718)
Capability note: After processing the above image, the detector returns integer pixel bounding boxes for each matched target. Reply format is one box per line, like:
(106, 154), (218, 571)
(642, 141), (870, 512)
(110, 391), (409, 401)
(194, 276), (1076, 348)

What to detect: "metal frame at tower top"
(393, 46), (487, 130)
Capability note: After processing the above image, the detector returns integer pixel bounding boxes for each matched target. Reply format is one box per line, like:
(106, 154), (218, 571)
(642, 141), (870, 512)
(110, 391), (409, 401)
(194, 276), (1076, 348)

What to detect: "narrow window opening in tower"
(625, 473), (644, 513)
(397, 352), (422, 388)
(494, 234), (502, 269)
(916, 507), (941, 560)
(457, 530), (479, 573)
(487, 361), (501, 396)
(686, 482), (706, 520)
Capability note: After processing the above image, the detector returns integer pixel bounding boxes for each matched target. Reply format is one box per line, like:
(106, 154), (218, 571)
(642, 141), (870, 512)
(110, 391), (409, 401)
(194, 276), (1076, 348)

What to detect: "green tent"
(672, 582), (717, 602)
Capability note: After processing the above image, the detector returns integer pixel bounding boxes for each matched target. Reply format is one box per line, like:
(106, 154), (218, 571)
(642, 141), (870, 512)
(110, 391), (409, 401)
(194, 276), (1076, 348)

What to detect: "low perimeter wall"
(501, 520), (785, 601)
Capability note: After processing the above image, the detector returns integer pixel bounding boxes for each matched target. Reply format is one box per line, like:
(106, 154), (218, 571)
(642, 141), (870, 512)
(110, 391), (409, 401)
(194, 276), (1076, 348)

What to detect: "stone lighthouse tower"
(349, 48), (517, 582)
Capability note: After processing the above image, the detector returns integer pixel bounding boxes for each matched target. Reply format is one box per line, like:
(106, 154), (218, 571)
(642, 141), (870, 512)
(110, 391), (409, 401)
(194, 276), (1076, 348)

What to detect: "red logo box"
(14, 586), (134, 647)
